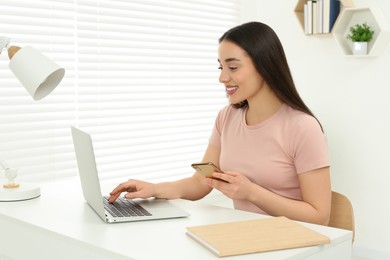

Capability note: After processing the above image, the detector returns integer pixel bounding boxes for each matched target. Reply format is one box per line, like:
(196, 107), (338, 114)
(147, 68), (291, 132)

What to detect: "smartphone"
(191, 162), (223, 178)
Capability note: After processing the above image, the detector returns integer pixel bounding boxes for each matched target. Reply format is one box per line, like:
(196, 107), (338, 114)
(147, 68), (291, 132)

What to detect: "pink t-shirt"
(209, 104), (330, 215)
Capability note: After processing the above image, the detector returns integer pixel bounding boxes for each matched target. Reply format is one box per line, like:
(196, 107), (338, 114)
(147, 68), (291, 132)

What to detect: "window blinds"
(0, 0), (239, 183)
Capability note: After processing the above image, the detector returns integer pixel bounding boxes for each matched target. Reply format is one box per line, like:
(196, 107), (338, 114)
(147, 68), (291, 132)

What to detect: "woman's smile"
(226, 85), (238, 96)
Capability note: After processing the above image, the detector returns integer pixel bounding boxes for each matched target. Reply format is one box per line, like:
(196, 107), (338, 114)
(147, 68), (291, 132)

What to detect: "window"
(0, 0), (239, 183)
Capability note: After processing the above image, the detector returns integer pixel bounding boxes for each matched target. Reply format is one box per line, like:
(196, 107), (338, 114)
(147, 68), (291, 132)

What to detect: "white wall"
(240, 0), (390, 258)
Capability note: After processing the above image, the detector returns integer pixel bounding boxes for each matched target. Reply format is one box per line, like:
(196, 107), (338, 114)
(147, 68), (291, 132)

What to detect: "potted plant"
(346, 23), (374, 55)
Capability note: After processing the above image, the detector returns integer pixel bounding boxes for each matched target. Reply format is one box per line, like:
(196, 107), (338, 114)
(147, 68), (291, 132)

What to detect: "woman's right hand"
(108, 179), (156, 203)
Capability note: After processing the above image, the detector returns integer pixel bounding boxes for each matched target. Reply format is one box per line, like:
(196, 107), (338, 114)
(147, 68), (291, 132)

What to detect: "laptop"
(71, 126), (190, 223)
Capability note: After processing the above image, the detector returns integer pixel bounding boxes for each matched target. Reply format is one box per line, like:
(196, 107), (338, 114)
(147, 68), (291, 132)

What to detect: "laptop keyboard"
(103, 196), (152, 217)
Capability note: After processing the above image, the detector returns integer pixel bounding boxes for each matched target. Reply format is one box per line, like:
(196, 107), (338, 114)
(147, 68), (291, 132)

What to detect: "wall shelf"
(332, 7), (390, 57)
(294, 0), (354, 35)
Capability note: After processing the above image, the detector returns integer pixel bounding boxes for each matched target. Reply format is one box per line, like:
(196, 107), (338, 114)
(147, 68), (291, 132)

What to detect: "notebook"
(71, 126), (189, 223)
(186, 216), (330, 257)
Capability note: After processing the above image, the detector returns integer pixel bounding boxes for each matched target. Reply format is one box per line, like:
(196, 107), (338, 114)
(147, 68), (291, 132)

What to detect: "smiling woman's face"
(218, 40), (265, 105)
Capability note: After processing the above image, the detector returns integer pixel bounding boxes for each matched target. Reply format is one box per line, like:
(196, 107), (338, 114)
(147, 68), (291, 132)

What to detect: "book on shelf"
(304, 1), (313, 34)
(304, 0), (340, 34)
(186, 216), (330, 257)
(317, 0), (323, 33)
(329, 0), (341, 31)
(313, 1), (318, 34)
(323, 0), (331, 33)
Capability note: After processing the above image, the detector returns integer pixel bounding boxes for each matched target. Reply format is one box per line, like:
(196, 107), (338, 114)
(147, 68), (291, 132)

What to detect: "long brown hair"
(219, 22), (323, 131)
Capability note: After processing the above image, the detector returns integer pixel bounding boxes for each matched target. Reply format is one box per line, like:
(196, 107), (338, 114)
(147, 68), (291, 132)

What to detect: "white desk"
(0, 178), (352, 260)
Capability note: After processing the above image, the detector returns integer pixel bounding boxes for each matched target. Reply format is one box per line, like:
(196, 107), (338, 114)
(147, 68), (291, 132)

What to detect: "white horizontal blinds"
(0, 0), (77, 181)
(76, 0), (239, 181)
(0, 0), (239, 183)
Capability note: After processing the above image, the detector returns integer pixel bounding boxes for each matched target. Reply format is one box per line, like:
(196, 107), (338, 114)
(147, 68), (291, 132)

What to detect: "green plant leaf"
(346, 23), (374, 42)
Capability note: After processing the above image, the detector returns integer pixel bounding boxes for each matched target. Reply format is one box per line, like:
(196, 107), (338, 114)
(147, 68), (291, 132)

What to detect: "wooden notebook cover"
(186, 216), (330, 257)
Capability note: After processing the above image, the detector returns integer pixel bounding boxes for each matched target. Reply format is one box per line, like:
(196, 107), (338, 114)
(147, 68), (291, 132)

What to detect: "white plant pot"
(352, 42), (368, 55)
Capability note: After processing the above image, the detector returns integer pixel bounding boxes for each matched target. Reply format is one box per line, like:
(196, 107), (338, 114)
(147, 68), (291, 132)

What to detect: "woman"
(109, 22), (331, 225)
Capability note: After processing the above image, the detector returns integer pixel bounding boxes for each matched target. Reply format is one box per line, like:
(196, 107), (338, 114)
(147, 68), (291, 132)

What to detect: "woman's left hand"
(205, 171), (254, 201)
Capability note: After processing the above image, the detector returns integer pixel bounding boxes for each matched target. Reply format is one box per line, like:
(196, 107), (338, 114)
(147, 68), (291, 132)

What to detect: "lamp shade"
(9, 46), (65, 100)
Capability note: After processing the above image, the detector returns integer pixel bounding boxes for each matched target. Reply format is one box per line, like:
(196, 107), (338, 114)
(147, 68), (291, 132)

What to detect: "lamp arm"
(0, 36), (11, 57)
(0, 157), (19, 188)
(0, 157), (10, 170)
(0, 36), (11, 49)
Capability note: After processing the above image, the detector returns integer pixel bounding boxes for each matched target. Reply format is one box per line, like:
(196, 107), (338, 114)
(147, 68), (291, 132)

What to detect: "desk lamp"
(0, 36), (65, 201)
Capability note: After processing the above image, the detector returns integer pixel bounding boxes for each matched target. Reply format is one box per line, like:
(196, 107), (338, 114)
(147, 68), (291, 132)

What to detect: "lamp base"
(0, 183), (40, 202)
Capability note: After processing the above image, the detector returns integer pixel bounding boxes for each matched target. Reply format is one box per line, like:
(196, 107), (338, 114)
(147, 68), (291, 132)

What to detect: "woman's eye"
(217, 66), (237, 71)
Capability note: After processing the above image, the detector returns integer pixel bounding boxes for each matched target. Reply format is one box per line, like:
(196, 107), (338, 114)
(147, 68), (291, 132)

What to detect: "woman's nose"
(219, 70), (229, 83)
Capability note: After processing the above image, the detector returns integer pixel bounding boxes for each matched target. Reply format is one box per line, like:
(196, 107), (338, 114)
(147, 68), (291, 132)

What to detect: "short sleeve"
(292, 115), (330, 174)
(209, 105), (231, 149)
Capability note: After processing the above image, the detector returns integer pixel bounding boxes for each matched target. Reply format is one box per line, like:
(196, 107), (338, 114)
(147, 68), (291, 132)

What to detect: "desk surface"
(0, 178), (352, 260)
